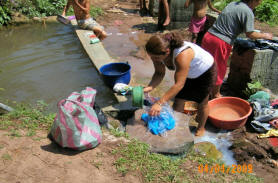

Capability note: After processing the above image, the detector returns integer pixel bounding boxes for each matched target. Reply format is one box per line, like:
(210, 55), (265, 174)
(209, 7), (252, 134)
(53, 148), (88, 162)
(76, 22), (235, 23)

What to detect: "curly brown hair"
(145, 32), (184, 55)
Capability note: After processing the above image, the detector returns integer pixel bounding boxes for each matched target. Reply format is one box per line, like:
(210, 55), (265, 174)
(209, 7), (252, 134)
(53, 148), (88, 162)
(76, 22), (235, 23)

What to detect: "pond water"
(0, 22), (114, 111)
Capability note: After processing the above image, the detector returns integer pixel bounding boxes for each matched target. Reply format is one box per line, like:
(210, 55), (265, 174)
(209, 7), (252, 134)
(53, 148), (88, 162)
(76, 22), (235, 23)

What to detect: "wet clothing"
(171, 41), (216, 103)
(77, 18), (104, 30)
(202, 32), (232, 85)
(208, 1), (255, 45)
(189, 16), (207, 34)
(172, 41), (214, 78)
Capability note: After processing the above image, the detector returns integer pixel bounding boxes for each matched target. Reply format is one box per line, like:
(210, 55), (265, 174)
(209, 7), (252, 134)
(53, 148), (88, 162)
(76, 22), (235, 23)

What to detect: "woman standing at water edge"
(201, 0), (272, 99)
(144, 32), (216, 136)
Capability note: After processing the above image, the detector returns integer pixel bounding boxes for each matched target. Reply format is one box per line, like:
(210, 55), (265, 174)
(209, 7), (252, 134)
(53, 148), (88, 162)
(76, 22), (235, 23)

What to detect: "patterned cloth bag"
(49, 87), (102, 150)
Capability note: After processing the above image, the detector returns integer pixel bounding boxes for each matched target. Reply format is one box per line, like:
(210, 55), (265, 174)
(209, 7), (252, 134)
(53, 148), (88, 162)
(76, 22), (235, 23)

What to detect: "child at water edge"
(62, 0), (107, 40)
(144, 32), (216, 136)
(185, 0), (221, 43)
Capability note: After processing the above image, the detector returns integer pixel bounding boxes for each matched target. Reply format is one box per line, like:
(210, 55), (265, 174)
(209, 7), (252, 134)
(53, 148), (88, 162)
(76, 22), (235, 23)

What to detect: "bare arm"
(208, 0), (221, 14)
(246, 31), (273, 40)
(73, 0), (90, 14)
(184, 0), (192, 8)
(144, 61), (166, 92)
(62, 0), (72, 16)
(158, 48), (193, 105)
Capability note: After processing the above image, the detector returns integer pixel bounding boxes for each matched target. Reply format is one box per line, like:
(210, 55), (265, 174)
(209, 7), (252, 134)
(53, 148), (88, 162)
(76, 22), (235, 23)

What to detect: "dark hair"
(241, 0), (260, 3)
(145, 32), (184, 55)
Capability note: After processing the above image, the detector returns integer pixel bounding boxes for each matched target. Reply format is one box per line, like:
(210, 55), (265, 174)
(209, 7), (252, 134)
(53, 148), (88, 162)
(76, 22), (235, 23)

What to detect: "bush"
(255, 0), (278, 25)
(0, 1), (12, 26)
(213, 0), (278, 25)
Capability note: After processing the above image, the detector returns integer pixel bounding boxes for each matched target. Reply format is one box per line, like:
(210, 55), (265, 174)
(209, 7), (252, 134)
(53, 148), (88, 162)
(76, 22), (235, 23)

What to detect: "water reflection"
(0, 23), (114, 111)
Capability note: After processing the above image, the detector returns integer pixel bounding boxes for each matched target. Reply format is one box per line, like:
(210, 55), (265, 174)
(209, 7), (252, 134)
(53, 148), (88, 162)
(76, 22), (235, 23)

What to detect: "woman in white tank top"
(144, 32), (216, 136)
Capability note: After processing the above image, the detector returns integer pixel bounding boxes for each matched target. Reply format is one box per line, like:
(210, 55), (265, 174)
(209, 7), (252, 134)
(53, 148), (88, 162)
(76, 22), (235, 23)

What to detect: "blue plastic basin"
(99, 62), (131, 88)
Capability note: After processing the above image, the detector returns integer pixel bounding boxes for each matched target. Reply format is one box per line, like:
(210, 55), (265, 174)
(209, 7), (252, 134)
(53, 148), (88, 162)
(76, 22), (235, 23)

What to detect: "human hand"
(149, 103), (162, 116)
(143, 86), (153, 93)
(263, 33), (273, 40)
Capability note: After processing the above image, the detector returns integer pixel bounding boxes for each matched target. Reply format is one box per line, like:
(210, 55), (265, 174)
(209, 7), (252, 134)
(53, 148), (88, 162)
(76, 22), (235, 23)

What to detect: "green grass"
(112, 139), (263, 183)
(2, 153), (12, 161)
(0, 100), (55, 137)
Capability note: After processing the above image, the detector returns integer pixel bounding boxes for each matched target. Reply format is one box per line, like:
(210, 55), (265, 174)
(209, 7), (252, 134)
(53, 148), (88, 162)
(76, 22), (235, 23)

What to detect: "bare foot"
(210, 92), (222, 99)
(93, 27), (107, 40)
(195, 128), (205, 137)
(163, 17), (170, 26)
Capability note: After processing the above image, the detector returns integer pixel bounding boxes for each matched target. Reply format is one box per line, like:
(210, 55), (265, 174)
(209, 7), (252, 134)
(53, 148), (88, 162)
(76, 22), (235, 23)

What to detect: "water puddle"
(194, 125), (237, 166)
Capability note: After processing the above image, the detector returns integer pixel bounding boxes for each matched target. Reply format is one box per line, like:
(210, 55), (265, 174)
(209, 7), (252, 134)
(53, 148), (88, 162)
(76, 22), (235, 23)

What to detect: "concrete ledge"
(69, 18), (134, 111)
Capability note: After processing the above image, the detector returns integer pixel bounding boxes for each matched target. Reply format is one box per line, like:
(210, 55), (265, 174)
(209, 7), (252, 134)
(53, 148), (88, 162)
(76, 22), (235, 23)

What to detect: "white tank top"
(172, 41), (214, 78)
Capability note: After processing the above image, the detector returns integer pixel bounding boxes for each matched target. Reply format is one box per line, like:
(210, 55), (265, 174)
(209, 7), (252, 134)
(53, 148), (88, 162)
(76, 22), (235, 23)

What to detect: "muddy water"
(0, 23), (114, 111)
(102, 26), (175, 96)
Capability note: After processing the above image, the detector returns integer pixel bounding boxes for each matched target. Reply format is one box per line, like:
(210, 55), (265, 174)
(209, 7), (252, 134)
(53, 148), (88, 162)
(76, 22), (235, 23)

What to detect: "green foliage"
(243, 81), (263, 98)
(0, 100), (55, 136)
(0, 1), (12, 26)
(255, 0), (278, 25)
(90, 6), (104, 18)
(213, 0), (278, 25)
(0, 0), (103, 26)
(213, 0), (236, 11)
(14, 0), (67, 17)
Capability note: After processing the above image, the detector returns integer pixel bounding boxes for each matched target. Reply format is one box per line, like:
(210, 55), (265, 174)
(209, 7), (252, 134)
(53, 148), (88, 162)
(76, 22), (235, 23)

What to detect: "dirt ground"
(1, 0), (278, 182)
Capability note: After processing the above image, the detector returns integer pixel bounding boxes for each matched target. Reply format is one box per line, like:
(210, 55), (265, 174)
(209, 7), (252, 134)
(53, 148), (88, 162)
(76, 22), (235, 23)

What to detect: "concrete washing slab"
(70, 19), (137, 112)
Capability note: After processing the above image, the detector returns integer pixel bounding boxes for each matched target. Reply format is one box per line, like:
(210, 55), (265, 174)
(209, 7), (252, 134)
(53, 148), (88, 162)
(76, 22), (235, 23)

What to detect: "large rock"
(193, 142), (223, 160)
(126, 109), (194, 154)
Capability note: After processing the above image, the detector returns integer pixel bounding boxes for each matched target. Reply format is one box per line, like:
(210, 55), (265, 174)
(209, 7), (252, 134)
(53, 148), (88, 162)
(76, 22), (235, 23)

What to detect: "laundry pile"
(249, 91), (278, 138)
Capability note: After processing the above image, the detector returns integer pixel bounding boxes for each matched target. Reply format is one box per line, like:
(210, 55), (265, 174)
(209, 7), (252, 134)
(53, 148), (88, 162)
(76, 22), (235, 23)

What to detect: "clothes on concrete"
(208, 1), (254, 45)
(176, 62), (216, 103)
(172, 41), (214, 79)
(189, 16), (207, 34)
(258, 129), (278, 138)
(77, 18), (104, 30)
(201, 32), (232, 85)
(249, 91), (270, 108)
(234, 38), (278, 55)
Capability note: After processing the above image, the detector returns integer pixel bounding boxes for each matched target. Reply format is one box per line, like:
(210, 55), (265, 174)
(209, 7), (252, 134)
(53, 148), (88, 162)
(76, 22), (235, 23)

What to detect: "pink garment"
(189, 16), (207, 33)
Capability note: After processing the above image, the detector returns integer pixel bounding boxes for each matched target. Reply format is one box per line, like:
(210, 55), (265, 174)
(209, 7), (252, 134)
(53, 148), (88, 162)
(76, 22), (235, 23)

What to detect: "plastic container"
(132, 86), (143, 108)
(208, 97), (252, 130)
(184, 101), (198, 115)
(99, 62), (131, 88)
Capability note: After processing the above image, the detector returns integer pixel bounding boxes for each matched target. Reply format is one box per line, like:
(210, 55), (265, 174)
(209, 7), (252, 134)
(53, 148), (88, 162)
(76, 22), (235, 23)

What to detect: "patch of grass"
(90, 6), (103, 18)
(112, 139), (263, 183)
(2, 153), (12, 161)
(0, 100), (55, 136)
(91, 160), (103, 169)
(110, 128), (129, 138)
